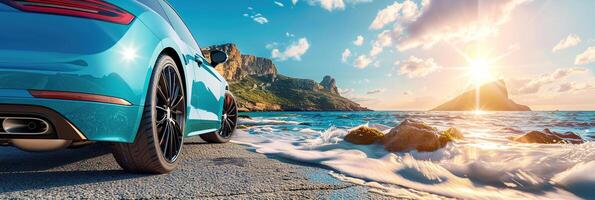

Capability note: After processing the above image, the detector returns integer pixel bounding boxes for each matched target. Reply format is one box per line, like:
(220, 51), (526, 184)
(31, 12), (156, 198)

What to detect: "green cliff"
(202, 44), (369, 111)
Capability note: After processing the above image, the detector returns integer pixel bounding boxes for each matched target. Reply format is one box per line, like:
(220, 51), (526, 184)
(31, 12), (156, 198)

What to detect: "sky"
(168, 0), (595, 111)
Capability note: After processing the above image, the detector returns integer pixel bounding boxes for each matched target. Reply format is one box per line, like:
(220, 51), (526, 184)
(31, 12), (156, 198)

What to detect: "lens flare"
(120, 46), (138, 62)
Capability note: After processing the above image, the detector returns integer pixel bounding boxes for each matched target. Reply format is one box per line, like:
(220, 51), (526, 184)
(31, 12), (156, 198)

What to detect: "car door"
(159, 1), (223, 131)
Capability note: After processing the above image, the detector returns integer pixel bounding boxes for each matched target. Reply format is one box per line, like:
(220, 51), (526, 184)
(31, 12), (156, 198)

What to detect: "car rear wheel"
(112, 54), (186, 174)
(200, 91), (238, 143)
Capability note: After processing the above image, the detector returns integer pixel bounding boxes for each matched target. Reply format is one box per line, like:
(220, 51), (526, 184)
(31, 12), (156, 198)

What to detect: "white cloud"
(244, 10), (269, 24)
(253, 16), (269, 24)
(353, 79), (370, 84)
(354, 55), (372, 69)
(293, 0), (372, 11)
(341, 48), (352, 63)
(575, 46), (595, 65)
(369, 0), (530, 52)
(271, 38), (310, 61)
(339, 88), (355, 95)
(274, 1), (285, 7)
(557, 82), (594, 93)
(517, 67), (589, 94)
(369, 0), (418, 30)
(265, 42), (279, 49)
(553, 34), (581, 52)
(402, 0), (529, 50)
(317, 0), (346, 11)
(366, 88), (386, 95)
(370, 30), (393, 57)
(397, 56), (441, 78)
(353, 35), (365, 46)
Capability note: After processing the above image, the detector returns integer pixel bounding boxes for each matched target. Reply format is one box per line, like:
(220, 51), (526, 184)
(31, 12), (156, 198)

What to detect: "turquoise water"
(234, 111), (595, 199)
(241, 111), (594, 139)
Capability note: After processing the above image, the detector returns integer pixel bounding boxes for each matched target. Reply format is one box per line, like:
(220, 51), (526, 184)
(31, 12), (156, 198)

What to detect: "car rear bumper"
(0, 91), (143, 143)
(0, 104), (86, 141)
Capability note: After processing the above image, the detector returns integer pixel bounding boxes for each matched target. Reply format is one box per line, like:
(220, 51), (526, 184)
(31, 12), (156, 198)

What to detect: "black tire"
(200, 91), (238, 143)
(111, 54), (186, 174)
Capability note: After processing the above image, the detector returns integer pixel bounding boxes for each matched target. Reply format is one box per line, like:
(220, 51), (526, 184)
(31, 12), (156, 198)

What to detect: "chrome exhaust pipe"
(1, 117), (70, 152)
(2, 117), (51, 135)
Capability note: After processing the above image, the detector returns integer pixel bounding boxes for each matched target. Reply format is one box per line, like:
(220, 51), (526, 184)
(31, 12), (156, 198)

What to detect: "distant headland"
(201, 44), (369, 112)
(431, 80), (531, 111)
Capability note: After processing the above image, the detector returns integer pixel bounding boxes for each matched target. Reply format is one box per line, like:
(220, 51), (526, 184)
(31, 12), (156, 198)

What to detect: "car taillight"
(2, 0), (135, 24)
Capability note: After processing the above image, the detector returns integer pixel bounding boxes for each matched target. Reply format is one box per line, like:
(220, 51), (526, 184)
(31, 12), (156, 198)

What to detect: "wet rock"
(238, 107), (251, 112)
(441, 127), (464, 140)
(345, 126), (384, 145)
(236, 125), (249, 130)
(512, 129), (584, 144)
(238, 115), (252, 119)
(383, 119), (463, 152)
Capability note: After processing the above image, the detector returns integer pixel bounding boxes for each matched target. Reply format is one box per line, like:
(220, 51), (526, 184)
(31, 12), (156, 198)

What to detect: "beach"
(1, 111), (593, 199)
(0, 137), (394, 199)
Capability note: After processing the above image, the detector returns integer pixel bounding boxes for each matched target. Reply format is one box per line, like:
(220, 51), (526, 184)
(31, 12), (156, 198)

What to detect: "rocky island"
(202, 44), (369, 112)
(432, 80), (531, 111)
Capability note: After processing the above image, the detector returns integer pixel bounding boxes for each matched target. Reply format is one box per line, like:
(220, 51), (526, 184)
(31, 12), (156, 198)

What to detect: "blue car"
(0, 0), (239, 173)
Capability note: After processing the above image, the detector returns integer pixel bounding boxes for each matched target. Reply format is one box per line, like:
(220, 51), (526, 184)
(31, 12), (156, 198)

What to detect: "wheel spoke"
(156, 106), (167, 112)
(227, 102), (237, 114)
(159, 73), (169, 101)
(172, 121), (182, 154)
(226, 117), (233, 126)
(168, 122), (175, 159)
(157, 116), (167, 125)
(170, 83), (180, 107)
(161, 122), (170, 149)
(157, 87), (167, 103)
(167, 69), (175, 99)
(172, 96), (184, 109)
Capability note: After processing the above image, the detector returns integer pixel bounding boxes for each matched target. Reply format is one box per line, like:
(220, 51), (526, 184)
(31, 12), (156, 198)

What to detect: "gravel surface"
(0, 137), (393, 199)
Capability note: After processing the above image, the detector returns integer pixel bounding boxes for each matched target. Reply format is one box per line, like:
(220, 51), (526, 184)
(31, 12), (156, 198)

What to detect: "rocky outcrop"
(432, 80), (531, 111)
(202, 43), (243, 81)
(202, 44), (278, 82)
(383, 119), (464, 152)
(511, 129), (584, 144)
(345, 126), (384, 145)
(320, 76), (339, 95)
(201, 43), (369, 111)
(241, 55), (277, 79)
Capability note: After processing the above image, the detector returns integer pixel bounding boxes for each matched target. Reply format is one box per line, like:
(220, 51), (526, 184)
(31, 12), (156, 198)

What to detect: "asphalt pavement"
(0, 137), (395, 199)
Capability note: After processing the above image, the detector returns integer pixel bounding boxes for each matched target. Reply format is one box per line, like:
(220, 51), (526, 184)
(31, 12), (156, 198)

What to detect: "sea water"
(232, 111), (595, 199)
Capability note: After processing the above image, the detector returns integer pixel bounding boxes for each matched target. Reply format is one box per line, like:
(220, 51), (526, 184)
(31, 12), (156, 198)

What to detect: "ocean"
(233, 111), (595, 199)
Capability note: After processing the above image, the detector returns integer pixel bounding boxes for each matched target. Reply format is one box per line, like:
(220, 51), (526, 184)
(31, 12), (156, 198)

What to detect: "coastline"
(0, 137), (392, 199)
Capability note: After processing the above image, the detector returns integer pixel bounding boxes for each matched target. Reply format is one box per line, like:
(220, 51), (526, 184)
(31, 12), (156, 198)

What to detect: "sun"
(468, 57), (493, 85)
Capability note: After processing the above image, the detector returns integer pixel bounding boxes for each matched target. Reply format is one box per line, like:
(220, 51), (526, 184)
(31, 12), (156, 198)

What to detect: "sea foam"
(232, 112), (594, 199)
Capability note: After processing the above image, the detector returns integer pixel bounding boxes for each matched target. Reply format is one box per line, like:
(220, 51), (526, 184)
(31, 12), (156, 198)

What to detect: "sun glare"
(120, 45), (138, 62)
(468, 58), (493, 85)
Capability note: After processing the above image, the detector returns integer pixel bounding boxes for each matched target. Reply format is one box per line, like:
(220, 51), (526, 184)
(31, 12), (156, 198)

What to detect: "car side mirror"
(210, 50), (228, 67)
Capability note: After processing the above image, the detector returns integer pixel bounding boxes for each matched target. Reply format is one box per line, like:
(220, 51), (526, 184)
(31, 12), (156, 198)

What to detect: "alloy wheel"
(219, 94), (237, 138)
(155, 65), (185, 163)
